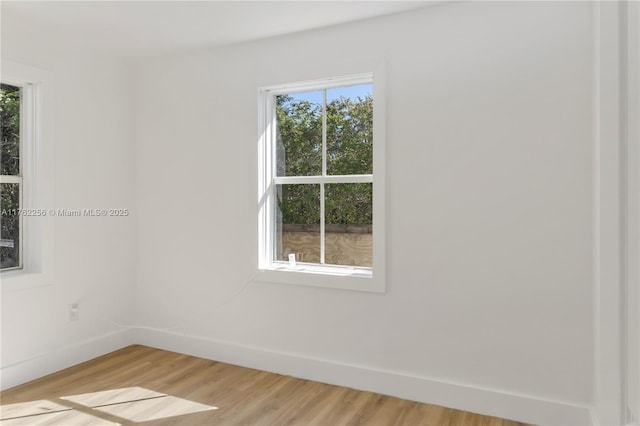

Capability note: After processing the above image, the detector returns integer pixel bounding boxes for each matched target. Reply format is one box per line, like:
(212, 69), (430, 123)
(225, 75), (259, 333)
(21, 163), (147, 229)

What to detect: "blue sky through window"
(288, 83), (372, 105)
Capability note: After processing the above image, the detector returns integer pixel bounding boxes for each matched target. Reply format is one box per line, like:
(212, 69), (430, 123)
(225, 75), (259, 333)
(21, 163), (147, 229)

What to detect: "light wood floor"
(0, 345), (534, 426)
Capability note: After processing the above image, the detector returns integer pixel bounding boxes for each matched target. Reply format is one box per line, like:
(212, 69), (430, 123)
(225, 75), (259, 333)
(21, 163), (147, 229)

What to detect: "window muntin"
(262, 75), (374, 275)
(1, 83), (23, 271)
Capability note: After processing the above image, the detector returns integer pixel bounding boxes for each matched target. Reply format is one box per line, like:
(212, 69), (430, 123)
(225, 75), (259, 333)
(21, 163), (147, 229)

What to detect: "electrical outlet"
(69, 303), (79, 322)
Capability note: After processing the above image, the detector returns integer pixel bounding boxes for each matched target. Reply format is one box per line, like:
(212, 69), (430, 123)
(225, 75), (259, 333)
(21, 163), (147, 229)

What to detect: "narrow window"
(1, 83), (23, 270)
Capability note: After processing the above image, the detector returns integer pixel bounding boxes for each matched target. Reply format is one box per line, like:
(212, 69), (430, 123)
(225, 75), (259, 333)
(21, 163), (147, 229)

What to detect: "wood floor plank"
(316, 388), (378, 426)
(397, 401), (454, 426)
(0, 345), (535, 426)
(346, 393), (409, 426)
(282, 382), (350, 425)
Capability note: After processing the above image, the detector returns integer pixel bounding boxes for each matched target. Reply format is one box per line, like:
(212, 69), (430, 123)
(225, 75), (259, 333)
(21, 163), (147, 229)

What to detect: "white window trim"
(1, 61), (55, 291)
(256, 69), (386, 293)
(0, 81), (29, 272)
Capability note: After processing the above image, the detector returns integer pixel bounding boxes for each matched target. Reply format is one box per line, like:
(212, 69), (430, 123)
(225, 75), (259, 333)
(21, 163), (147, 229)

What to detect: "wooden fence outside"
(276, 224), (372, 267)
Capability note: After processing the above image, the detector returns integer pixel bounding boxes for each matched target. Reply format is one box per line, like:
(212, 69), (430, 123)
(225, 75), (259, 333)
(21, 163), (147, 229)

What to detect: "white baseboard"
(0, 328), (135, 391)
(136, 328), (593, 426)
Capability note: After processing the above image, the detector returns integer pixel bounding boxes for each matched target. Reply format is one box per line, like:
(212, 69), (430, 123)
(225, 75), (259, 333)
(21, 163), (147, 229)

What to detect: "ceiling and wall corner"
(1, 1), (442, 59)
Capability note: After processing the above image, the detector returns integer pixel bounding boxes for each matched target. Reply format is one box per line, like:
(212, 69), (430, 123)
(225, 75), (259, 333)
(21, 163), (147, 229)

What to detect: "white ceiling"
(2, 1), (438, 58)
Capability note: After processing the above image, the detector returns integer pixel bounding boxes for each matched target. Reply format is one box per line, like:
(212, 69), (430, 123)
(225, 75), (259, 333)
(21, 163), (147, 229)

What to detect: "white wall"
(0, 10), (137, 388)
(134, 2), (594, 424)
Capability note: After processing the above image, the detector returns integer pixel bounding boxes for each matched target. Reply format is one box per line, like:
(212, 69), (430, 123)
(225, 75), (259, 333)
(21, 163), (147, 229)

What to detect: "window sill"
(255, 263), (385, 293)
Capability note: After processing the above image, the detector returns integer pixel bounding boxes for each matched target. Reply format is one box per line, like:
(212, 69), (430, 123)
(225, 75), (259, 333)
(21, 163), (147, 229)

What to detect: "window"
(1, 61), (54, 290)
(258, 73), (385, 292)
(1, 83), (25, 271)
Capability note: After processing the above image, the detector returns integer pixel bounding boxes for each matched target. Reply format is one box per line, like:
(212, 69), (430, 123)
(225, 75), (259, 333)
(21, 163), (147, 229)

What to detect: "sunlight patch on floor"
(0, 409), (119, 425)
(94, 395), (217, 422)
(60, 386), (166, 407)
(0, 400), (71, 420)
(0, 387), (217, 424)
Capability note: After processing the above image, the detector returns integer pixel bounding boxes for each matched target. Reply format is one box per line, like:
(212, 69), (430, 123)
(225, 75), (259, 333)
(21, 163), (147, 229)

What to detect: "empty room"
(0, 1), (638, 425)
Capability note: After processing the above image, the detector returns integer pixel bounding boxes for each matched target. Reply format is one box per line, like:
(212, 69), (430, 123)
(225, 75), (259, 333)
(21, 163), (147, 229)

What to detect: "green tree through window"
(1, 83), (22, 270)
(275, 91), (373, 226)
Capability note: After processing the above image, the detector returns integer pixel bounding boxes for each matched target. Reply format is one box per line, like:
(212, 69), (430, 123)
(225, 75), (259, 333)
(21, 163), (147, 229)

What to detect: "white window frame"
(1, 61), (54, 291)
(0, 81), (29, 271)
(257, 72), (386, 293)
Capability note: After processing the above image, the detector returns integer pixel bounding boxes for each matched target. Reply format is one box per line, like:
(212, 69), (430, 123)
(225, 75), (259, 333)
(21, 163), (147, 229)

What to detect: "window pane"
(1, 84), (21, 176)
(325, 183), (372, 267)
(1, 183), (20, 269)
(326, 84), (373, 176)
(275, 91), (322, 176)
(275, 184), (320, 264)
